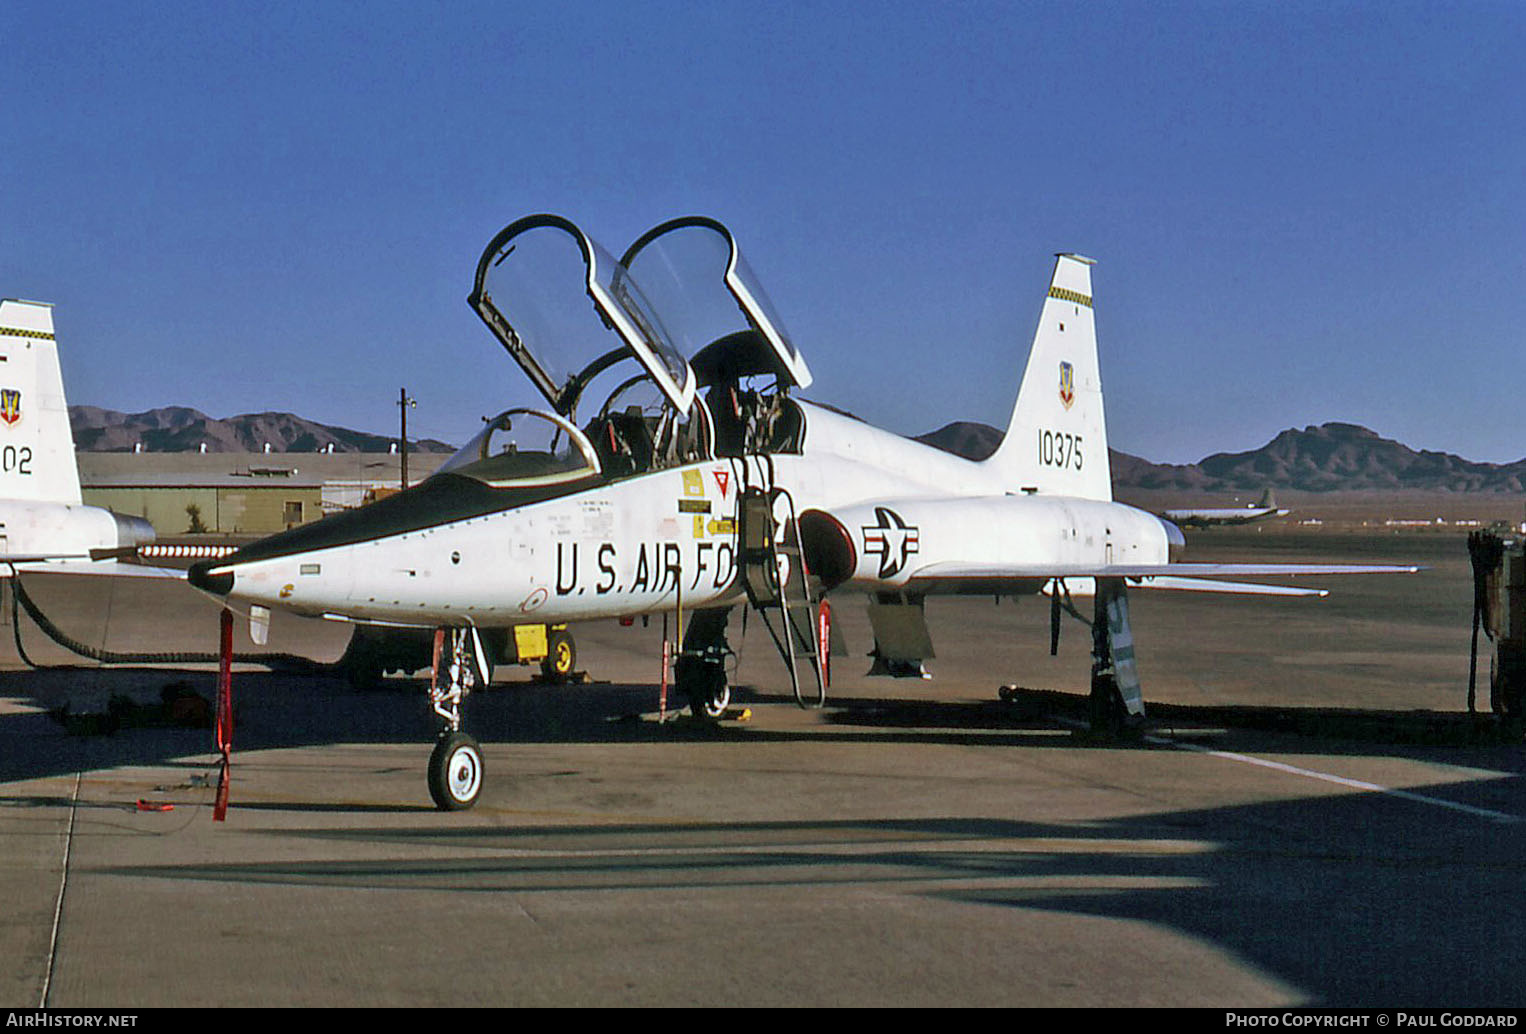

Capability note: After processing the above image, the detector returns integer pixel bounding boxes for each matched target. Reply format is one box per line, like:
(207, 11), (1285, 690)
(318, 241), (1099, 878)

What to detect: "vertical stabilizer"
(0, 300), (84, 505)
(983, 254), (1112, 501)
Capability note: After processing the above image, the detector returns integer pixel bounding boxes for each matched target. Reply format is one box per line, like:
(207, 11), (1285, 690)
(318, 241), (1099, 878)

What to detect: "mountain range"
(69, 406), (1525, 493)
(69, 406), (454, 455)
(916, 420), (1526, 493)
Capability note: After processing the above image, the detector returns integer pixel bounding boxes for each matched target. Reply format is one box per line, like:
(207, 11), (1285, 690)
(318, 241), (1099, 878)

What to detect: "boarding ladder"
(734, 474), (826, 708)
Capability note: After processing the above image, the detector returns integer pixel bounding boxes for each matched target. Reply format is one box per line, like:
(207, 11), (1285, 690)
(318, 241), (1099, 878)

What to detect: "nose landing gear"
(425, 626), (490, 810)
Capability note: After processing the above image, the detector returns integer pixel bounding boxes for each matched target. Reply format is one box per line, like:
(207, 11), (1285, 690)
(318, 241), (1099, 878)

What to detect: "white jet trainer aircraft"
(0, 299), (155, 567)
(1161, 488), (1291, 528)
(188, 215), (1415, 810)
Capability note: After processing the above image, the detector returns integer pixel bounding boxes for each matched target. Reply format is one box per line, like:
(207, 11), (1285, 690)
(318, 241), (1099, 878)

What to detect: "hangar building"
(78, 452), (450, 536)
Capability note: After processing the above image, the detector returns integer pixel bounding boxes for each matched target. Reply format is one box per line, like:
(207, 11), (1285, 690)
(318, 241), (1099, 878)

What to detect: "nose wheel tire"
(428, 732), (484, 811)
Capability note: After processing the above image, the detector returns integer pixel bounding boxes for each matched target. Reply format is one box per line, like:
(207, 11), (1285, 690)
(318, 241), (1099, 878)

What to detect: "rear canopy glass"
(621, 217), (811, 390)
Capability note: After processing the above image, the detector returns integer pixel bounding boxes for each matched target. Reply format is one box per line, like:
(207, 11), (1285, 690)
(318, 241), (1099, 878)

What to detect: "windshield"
(434, 409), (601, 487)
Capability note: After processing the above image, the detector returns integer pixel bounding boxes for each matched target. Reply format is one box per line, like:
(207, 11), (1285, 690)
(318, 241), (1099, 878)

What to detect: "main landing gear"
(1089, 578), (1146, 738)
(1009, 578), (1147, 739)
(541, 626), (578, 683)
(425, 626), (490, 810)
(677, 608), (733, 720)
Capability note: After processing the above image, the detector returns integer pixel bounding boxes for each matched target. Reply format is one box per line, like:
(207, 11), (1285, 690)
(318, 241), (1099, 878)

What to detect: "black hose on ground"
(9, 574), (333, 674)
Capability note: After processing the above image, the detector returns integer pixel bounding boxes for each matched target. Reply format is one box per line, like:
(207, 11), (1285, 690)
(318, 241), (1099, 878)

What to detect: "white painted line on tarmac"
(1053, 717), (1521, 825)
(1154, 736), (1521, 825)
(41, 770), (81, 1008)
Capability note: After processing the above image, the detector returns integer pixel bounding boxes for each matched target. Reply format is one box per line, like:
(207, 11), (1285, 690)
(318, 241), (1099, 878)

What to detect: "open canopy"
(620, 216), (812, 390)
(468, 214), (697, 419)
(469, 214), (814, 424)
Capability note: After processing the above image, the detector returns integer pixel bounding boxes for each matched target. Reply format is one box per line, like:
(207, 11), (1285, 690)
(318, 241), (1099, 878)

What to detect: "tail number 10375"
(1038, 430), (1082, 471)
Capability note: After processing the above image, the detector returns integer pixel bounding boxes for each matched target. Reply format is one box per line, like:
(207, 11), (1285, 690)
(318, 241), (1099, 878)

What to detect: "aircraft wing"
(1123, 575), (1326, 597)
(906, 561), (1419, 597)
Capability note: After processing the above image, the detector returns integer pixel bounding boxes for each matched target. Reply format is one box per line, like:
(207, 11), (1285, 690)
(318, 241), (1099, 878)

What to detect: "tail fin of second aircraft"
(0, 299), (85, 506)
(983, 254), (1113, 501)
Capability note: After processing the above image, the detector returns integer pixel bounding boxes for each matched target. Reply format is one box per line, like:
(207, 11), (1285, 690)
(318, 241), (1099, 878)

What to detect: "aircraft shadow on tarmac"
(819, 687), (1525, 747)
(88, 781), (1526, 1007)
(5, 663), (1526, 1005)
(3, 663), (1524, 777)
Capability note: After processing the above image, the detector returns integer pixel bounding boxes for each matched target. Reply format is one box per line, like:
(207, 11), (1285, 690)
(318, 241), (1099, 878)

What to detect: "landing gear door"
(469, 214), (698, 417)
(621, 217), (813, 391)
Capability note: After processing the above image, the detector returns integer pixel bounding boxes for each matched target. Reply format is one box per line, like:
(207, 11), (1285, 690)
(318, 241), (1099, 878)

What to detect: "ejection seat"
(589, 408), (655, 479)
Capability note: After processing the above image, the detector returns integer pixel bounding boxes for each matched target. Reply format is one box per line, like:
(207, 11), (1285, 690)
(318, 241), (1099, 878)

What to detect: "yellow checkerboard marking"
(1047, 287), (1092, 308)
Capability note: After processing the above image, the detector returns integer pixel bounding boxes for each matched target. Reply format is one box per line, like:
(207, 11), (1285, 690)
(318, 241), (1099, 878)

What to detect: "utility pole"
(398, 388), (416, 488)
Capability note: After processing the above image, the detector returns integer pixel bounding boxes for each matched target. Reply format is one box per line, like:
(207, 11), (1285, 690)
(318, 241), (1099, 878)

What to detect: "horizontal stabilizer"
(4, 559), (184, 579)
(1, 552), (93, 564)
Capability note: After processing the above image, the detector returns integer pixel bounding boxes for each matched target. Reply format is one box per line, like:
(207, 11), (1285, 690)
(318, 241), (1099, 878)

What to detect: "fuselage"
(189, 400), (1174, 625)
(0, 499), (155, 564)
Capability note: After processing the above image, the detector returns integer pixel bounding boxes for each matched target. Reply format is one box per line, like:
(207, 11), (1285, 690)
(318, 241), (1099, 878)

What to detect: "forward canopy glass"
(468, 214), (696, 420)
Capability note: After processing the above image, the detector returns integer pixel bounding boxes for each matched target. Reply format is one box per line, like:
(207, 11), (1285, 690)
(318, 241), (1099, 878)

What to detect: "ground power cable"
(10, 574), (332, 672)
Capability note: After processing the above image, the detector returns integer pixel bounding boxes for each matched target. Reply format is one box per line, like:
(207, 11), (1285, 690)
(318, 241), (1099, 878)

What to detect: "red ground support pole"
(430, 627), (445, 694)
(817, 599), (832, 691)
(213, 607), (234, 822)
(659, 639), (670, 723)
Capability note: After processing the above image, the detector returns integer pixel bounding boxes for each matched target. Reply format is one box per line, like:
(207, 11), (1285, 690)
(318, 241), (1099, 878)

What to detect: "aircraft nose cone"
(1159, 518), (1186, 561)
(187, 559), (234, 597)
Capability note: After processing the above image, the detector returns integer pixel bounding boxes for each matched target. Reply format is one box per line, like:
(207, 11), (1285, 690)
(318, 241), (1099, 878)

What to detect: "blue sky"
(4, 1), (1523, 464)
